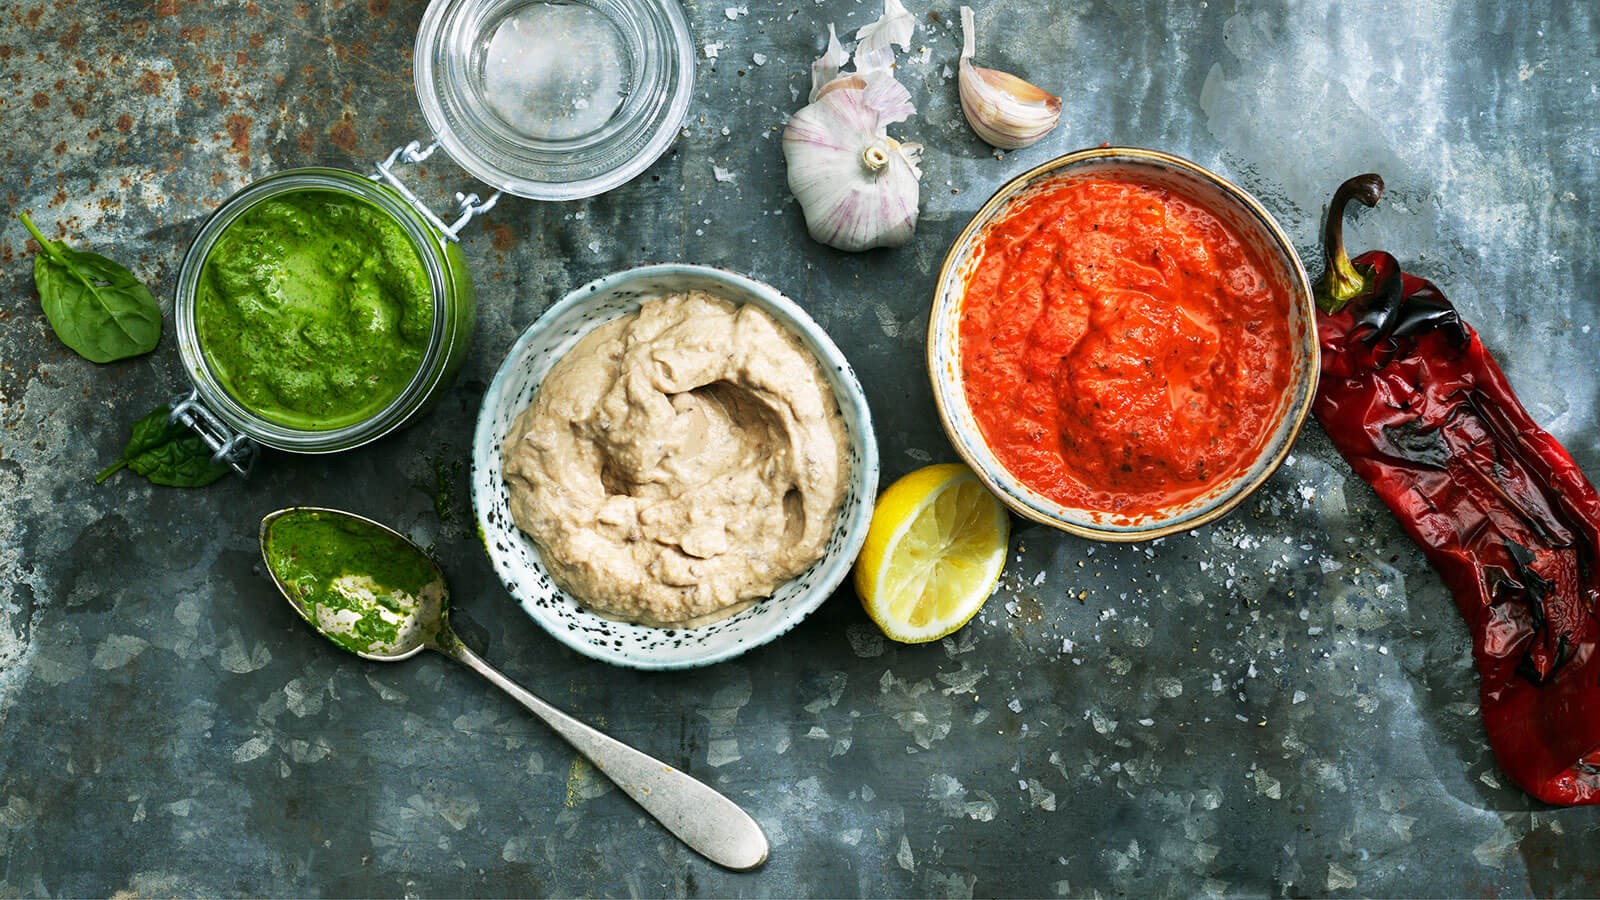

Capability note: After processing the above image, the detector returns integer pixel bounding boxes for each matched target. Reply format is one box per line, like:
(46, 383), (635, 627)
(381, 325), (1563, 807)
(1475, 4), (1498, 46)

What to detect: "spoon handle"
(436, 637), (770, 871)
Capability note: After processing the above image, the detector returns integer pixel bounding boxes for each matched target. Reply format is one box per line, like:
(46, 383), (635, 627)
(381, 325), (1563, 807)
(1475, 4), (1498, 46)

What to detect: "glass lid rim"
(412, 0), (696, 201)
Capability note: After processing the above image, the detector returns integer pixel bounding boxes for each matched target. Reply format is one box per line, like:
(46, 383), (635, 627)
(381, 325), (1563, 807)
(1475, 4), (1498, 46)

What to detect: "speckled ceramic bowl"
(928, 147), (1318, 541)
(472, 264), (879, 669)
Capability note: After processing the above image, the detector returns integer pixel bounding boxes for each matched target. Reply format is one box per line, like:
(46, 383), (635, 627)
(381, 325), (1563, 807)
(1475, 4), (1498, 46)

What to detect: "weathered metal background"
(3, 0), (1600, 895)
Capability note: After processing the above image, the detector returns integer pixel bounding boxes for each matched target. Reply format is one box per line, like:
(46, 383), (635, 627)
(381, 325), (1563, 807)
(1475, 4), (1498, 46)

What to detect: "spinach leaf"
(96, 404), (231, 488)
(20, 213), (162, 363)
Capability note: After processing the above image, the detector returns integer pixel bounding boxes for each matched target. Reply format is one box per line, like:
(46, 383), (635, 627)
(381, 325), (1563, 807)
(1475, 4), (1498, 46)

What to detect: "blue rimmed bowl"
(471, 264), (879, 669)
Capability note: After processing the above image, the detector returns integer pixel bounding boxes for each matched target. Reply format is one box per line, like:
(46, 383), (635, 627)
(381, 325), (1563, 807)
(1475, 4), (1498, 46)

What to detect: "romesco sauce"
(959, 176), (1292, 517)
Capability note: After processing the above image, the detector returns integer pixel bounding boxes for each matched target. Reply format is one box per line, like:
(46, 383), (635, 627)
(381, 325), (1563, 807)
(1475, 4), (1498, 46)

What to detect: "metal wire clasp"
(371, 141), (502, 242)
(170, 390), (256, 478)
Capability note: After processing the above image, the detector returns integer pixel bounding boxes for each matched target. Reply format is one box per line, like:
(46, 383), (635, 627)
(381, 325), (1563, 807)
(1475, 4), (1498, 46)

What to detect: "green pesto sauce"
(263, 510), (441, 655)
(195, 190), (434, 430)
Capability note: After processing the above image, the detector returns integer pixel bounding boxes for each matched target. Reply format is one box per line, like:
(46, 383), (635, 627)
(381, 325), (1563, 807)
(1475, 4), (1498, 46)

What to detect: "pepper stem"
(1313, 174), (1385, 314)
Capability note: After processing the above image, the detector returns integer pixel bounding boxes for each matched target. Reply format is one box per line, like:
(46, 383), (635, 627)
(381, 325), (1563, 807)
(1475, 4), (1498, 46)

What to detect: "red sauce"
(959, 175), (1293, 516)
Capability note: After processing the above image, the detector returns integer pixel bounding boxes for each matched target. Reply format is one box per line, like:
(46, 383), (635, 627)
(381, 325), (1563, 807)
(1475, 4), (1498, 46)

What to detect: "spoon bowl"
(258, 506), (771, 871)
(259, 506), (438, 662)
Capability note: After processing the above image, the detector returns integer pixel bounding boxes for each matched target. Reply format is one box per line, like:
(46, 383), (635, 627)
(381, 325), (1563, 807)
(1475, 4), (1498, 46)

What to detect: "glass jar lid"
(414, 0), (695, 201)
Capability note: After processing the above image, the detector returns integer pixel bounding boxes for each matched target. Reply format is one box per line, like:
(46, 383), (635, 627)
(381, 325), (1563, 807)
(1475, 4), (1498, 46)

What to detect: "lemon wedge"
(853, 463), (1010, 643)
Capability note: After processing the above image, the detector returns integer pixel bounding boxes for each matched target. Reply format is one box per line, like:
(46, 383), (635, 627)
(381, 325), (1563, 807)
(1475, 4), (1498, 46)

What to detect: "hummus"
(502, 292), (850, 628)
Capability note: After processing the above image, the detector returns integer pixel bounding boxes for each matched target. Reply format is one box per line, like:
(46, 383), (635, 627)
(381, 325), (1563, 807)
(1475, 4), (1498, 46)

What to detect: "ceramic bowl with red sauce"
(928, 147), (1318, 540)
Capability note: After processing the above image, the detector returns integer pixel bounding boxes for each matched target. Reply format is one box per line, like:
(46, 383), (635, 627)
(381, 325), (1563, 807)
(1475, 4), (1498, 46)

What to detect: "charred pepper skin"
(1313, 173), (1600, 806)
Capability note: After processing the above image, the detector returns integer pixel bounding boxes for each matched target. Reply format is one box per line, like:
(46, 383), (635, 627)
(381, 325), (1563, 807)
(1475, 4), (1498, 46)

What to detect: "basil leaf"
(95, 404), (231, 488)
(20, 213), (162, 363)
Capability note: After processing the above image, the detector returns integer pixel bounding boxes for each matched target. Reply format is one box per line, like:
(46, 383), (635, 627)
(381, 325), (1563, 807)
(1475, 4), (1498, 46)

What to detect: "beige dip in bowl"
(501, 291), (850, 628)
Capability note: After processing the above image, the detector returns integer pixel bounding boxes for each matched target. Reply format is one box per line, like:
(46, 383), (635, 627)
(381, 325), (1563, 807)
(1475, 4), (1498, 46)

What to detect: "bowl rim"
(472, 263), (880, 669)
(926, 145), (1319, 542)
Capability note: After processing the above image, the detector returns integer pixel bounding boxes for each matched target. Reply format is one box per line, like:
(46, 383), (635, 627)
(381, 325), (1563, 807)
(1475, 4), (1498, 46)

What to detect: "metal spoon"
(258, 506), (770, 871)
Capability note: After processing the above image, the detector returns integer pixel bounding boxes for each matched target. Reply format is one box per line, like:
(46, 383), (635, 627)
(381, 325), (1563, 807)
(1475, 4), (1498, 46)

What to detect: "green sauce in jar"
(194, 189), (434, 430)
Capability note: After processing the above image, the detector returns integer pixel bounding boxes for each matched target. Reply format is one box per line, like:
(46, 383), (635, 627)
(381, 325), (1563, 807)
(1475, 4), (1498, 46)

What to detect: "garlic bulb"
(783, 0), (923, 252)
(958, 6), (1062, 150)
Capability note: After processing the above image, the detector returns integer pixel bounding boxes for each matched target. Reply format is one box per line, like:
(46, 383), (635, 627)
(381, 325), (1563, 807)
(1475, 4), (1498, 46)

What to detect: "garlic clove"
(957, 6), (1062, 150)
(815, 73), (867, 101)
(783, 88), (921, 252)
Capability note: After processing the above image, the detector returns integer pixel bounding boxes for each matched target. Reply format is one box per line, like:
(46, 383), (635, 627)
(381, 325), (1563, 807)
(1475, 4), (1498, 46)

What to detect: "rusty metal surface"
(4, 0), (1600, 896)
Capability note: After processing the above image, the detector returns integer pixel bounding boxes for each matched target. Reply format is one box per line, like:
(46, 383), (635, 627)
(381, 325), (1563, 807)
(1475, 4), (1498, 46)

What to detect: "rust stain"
(115, 113), (132, 132)
(245, 1), (259, 14)
(225, 113), (252, 154)
(136, 69), (162, 95)
(69, 101), (86, 117)
(488, 222), (514, 252)
(248, 32), (264, 49)
(31, 92), (48, 109)
(293, 2), (309, 18)
(57, 23), (81, 51)
(52, 141), (66, 156)
(327, 114), (357, 153)
(367, 0), (390, 16)
(296, 129), (315, 153)
(185, 84), (202, 100)
(178, 24), (207, 42)
(155, 0), (178, 15)
(0, 46), (11, 60)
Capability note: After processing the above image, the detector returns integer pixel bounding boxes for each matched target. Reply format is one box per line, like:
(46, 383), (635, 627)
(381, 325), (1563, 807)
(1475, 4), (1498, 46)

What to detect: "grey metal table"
(3, 0), (1599, 895)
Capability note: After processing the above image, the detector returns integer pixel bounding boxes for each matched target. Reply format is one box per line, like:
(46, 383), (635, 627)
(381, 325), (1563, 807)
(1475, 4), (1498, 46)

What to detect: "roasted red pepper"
(1313, 173), (1600, 805)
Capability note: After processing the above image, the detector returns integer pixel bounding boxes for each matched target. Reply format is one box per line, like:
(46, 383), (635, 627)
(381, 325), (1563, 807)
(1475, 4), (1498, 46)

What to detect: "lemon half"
(853, 463), (1010, 643)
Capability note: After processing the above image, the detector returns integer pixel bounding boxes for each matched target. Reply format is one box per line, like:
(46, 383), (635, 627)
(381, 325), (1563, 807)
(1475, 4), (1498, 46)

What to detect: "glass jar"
(172, 168), (476, 464)
(414, 0), (695, 200)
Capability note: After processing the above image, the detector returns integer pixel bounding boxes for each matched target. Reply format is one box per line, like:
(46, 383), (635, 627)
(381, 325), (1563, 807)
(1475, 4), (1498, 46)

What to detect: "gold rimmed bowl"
(926, 147), (1318, 541)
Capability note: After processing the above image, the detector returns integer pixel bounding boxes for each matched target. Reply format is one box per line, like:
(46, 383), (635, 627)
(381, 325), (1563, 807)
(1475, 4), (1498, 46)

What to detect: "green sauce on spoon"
(261, 508), (443, 657)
